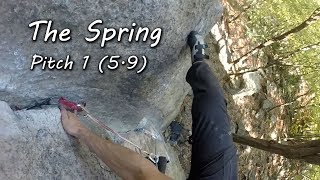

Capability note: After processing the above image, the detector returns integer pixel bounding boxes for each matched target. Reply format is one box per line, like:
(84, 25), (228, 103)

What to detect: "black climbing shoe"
(169, 121), (183, 145)
(187, 31), (209, 63)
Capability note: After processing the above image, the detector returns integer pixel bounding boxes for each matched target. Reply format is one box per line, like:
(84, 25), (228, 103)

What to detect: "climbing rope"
(77, 104), (150, 155)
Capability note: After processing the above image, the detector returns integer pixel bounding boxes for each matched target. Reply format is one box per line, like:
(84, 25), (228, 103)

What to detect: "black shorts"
(186, 62), (238, 180)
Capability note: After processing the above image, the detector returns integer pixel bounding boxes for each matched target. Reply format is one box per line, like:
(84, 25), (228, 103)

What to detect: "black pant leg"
(186, 62), (237, 180)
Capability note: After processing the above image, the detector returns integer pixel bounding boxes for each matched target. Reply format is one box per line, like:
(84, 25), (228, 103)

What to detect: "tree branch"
(232, 7), (320, 64)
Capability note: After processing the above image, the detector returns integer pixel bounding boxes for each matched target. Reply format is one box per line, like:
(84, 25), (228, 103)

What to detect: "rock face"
(0, 0), (223, 130)
(0, 101), (185, 179)
(0, 0), (223, 179)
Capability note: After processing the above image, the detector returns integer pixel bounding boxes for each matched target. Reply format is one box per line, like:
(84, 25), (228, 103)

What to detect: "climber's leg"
(186, 31), (237, 179)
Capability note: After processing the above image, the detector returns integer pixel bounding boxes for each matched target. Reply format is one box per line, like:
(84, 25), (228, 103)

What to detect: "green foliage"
(302, 165), (320, 180)
(244, 0), (320, 130)
(240, 0), (320, 178)
(246, 0), (320, 42)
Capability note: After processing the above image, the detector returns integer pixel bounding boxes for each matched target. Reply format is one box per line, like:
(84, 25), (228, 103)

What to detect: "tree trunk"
(267, 90), (312, 112)
(278, 41), (320, 60)
(233, 7), (320, 64)
(233, 134), (320, 165)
